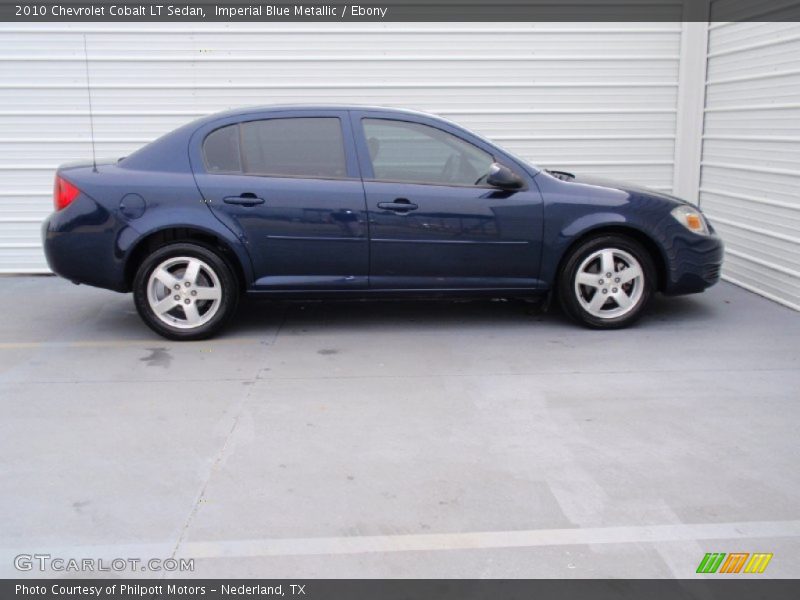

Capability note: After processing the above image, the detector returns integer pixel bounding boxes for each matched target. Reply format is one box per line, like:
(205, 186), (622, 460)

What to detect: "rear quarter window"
(203, 124), (242, 173)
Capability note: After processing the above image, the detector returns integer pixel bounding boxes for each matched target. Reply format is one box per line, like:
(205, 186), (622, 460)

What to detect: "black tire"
(133, 242), (239, 341)
(558, 234), (655, 329)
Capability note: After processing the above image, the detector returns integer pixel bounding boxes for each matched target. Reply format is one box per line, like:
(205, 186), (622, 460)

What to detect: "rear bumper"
(661, 229), (724, 296)
(42, 195), (131, 292)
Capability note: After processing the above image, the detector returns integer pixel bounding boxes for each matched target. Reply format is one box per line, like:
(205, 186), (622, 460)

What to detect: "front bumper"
(661, 226), (724, 296)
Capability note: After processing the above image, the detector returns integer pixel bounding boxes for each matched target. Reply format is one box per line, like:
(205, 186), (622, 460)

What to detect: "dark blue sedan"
(43, 106), (723, 340)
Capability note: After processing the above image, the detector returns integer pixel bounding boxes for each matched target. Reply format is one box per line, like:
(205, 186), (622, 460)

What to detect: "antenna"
(82, 34), (98, 172)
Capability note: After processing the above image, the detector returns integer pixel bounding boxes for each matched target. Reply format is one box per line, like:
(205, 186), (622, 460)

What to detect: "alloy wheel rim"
(574, 248), (644, 319)
(146, 256), (222, 329)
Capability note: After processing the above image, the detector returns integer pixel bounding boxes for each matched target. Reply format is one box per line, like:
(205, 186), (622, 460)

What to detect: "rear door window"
(202, 117), (348, 179)
(241, 117), (347, 178)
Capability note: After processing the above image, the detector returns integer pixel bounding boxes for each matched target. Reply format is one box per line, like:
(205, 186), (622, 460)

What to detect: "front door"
(351, 113), (544, 290)
(194, 113), (369, 290)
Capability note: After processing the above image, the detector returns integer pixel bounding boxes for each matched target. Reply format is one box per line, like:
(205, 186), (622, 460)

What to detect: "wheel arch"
(555, 224), (667, 293)
(124, 226), (250, 292)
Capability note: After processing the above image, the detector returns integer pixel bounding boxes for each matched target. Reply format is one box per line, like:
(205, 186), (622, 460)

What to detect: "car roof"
(120, 104), (539, 176)
(119, 105), (444, 173)
(192, 104), (441, 126)
(209, 104), (434, 117)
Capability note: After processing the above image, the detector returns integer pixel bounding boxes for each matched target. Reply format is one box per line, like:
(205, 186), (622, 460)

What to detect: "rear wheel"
(133, 243), (238, 340)
(558, 235), (655, 329)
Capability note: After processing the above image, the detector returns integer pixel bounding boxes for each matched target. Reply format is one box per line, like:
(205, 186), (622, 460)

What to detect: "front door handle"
(377, 198), (418, 213)
(223, 193), (265, 207)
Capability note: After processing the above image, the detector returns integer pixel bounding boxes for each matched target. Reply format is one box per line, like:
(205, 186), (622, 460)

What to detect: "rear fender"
(60, 164), (255, 288)
(122, 211), (255, 288)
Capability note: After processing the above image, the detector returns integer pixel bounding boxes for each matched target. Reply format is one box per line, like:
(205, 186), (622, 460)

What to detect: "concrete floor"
(0, 276), (798, 579)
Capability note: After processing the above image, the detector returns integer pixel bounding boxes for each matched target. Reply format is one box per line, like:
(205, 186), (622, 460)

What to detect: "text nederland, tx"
(15, 583), (303, 596)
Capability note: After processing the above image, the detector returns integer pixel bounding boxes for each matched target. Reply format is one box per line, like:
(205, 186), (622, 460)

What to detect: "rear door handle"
(223, 193), (265, 207)
(377, 198), (418, 213)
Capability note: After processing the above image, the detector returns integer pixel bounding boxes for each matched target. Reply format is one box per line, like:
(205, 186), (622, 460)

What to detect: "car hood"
(543, 170), (692, 208)
(576, 172), (686, 203)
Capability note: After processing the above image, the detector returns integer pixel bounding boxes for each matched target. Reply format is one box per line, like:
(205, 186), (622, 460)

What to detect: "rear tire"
(133, 242), (239, 341)
(558, 235), (655, 329)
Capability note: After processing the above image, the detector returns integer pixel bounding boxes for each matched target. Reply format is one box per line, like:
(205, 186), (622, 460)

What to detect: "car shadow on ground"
(223, 292), (714, 338)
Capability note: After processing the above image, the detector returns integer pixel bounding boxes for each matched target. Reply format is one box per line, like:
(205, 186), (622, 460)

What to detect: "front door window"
(362, 118), (494, 187)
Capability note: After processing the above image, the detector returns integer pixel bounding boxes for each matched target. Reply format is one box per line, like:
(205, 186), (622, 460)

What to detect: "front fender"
(536, 175), (674, 288)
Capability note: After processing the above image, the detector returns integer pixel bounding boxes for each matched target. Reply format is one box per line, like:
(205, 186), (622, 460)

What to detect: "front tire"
(558, 235), (655, 329)
(133, 243), (239, 341)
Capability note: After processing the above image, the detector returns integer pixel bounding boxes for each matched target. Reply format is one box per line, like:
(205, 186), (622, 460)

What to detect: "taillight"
(54, 174), (81, 211)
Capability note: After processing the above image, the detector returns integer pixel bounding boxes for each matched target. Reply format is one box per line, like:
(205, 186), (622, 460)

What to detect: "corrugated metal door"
(701, 22), (800, 311)
(0, 22), (682, 273)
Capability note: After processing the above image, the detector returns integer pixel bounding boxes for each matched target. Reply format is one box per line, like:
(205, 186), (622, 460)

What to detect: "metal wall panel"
(701, 22), (800, 311)
(0, 22), (681, 272)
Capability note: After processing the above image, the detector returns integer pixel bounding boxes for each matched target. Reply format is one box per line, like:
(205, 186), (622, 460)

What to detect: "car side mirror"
(486, 163), (524, 190)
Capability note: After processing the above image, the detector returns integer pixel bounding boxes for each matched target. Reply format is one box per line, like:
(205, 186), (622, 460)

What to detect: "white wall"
(0, 22), (682, 273)
(1, 21), (798, 314)
(700, 22), (800, 311)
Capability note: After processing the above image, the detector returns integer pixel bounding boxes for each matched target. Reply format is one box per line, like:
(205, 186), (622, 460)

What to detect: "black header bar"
(5, 579), (800, 599)
(1, 0), (799, 22)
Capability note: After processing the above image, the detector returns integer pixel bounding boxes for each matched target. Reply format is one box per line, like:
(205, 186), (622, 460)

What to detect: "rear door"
(191, 111), (369, 290)
(351, 111), (544, 290)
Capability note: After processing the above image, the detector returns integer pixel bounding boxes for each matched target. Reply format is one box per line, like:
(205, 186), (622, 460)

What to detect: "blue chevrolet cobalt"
(43, 106), (723, 340)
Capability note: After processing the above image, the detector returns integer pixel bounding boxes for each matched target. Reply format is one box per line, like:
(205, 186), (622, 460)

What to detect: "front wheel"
(558, 235), (655, 329)
(133, 243), (239, 340)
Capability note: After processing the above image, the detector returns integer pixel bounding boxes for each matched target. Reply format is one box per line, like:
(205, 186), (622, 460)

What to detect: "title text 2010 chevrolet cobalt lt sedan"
(43, 106), (723, 340)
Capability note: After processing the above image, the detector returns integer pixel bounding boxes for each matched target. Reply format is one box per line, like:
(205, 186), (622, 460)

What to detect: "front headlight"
(671, 205), (710, 235)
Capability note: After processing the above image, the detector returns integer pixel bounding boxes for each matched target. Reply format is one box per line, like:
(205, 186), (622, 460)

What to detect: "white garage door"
(0, 22), (682, 273)
(701, 22), (800, 311)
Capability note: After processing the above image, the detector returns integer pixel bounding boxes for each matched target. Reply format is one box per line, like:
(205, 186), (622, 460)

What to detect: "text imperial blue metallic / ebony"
(42, 106), (723, 340)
